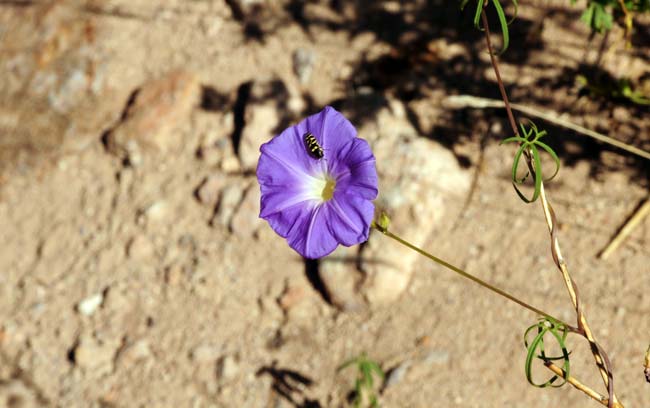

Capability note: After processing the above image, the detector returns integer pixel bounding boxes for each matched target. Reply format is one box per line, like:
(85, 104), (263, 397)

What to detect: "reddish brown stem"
(480, 9), (519, 136)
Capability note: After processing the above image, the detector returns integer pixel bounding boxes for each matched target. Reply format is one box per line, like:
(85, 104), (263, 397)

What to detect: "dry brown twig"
(600, 196), (650, 259)
(441, 94), (650, 161)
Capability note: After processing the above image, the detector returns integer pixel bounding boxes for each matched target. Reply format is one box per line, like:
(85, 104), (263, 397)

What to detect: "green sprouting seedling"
(571, 0), (650, 33)
(575, 0), (614, 32)
(524, 317), (572, 388)
(460, 0), (518, 53)
(577, 75), (650, 105)
(500, 121), (560, 203)
(338, 353), (385, 408)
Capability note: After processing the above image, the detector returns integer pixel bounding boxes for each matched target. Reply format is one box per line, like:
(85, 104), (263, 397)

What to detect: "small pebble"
(217, 355), (240, 381)
(196, 175), (224, 206)
(423, 350), (450, 365)
(293, 48), (316, 84)
(190, 344), (222, 362)
(384, 360), (411, 388)
(77, 293), (104, 316)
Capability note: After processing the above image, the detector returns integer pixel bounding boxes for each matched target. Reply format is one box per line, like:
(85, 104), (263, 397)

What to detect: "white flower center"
(306, 171), (336, 203)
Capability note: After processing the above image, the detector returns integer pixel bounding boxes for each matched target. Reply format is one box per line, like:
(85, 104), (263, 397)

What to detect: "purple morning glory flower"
(257, 106), (378, 259)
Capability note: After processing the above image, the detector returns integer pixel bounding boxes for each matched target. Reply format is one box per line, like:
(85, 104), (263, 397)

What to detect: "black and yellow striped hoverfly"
(303, 132), (324, 160)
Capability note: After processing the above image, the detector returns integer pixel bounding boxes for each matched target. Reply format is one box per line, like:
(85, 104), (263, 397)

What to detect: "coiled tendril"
(524, 317), (572, 388)
(501, 121), (560, 203)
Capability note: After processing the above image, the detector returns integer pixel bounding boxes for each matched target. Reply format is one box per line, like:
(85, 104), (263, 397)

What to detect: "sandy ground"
(0, 1), (649, 407)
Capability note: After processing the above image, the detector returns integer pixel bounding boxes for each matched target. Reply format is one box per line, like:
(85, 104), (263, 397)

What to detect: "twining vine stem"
(544, 362), (611, 407)
(480, 6), (621, 408)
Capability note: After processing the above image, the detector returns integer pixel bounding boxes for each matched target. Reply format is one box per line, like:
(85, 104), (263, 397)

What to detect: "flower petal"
(257, 141), (319, 218)
(258, 120), (326, 180)
(326, 192), (375, 246)
(265, 202), (339, 259)
(258, 147), (313, 186)
(312, 106), (357, 157)
(259, 188), (312, 219)
(332, 138), (378, 200)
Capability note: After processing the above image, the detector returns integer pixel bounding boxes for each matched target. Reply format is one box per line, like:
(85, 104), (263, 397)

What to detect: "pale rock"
(196, 112), (234, 167)
(139, 201), (170, 224)
(238, 79), (289, 170)
(200, 14), (224, 37)
(293, 48), (316, 84)
(73, 335), (119, 374)
(0, 380), (38, 407)
(278, 282), (318, 321)
(106, 70), (200, 162)
(239, 103), (278, 170)
(49, 68), (89, 114)
(0, 6), (126, 176)
(384, 360), (411, 388)
(364, 105), (470, 306)
(118, 339), (152, 367)
(258, 295), (284, 322)
(287, 94), (306, 115)
(423, 350), (450, 365)
(364, 265), (411, 306)
(278, 284), (308, 311)
(228, 0), (264, 17)
(196, 174), (225, 206)
(190, 344), (222, 362)
(198, 145), (224, 168)
(318, 246), (365, 311)
(165, 264), (184, 286)
(220, 156), (241, 173)
(0, 323), (25, 362)
(212, 184), (245, 228)
(216, 355), (240, 381)
(77, 292), (104, 316)
(127, 235), (155, 260)
(230, 184), (262, 236)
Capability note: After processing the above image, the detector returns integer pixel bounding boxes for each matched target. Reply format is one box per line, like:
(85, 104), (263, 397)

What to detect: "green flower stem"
(373, 224), (570, 328)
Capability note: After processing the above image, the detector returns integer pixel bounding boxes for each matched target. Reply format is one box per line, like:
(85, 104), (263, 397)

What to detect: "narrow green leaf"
(361, 364), (374, 388)
(532, 130), (548, 142)
(473, 0), (485, 29)
(492, 0), (510, 53)
(525, 327), (550, 386)
(500, 136), (525, 145)
(510, 0), (519, 24)
(511, 144), (528, 184)
(367, 361), (385, 379)
(580, 4), (596, 28)
(535, 141), (561, 181)
(338, 357), (358, 372)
